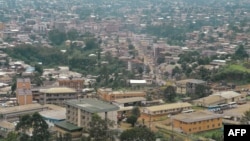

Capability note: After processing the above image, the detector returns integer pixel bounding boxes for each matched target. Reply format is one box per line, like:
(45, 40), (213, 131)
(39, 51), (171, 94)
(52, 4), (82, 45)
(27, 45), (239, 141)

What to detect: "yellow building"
(141, 102), (192, 121)
(173, 110), (223, 134)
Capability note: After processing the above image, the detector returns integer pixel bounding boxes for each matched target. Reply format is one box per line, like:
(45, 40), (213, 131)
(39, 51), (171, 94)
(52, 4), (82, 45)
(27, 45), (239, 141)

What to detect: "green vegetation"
(120, 126), (155, 141)
(195, 129), (223, 141)
(2, 40), (131, 89)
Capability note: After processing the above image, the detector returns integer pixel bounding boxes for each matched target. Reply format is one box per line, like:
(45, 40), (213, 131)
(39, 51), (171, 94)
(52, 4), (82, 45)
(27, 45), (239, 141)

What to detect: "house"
(192, 91), (246, 107)
(54, 99), (119, 139)
(141, 102), (193, 121)
(173, 110), (223, 134)
(175, 79), (207, 94)
(97, 88), (146, 102)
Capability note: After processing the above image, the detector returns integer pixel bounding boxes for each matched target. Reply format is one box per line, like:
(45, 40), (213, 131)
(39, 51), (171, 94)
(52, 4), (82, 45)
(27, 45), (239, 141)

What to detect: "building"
(16, 78), (33, 105)
(192, 91), (246, 107)
(39, 104), (66, 127)
(141, 102), (193, 121)
(173, 110), (223, 134)
(0, 120), (15, 137)
(97, 88), (146, 102)
(0, 103), (48, 121)
(58, 77), (84, 92)
(37, 87), (78, 106)
(112, 97), (146, 107)
(175, 79), (207, 94)
(55, 99), (119, 139)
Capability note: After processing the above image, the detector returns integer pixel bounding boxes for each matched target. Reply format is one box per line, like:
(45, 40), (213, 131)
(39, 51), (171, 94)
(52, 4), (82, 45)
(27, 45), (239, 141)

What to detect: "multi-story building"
(175, 79), (207, 94)
(97, 88), (146, 102)
(173, 111), (223, 134)
(54, 98), (119, 139)
(58, 78), (84, 92)
(16, 78), (33, 105)
(37, 87), (77, 106)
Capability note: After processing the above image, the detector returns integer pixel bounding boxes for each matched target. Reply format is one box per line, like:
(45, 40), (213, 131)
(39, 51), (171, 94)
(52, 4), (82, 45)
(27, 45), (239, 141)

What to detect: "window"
(218, 123), (221, 126)
(189, 129), (191, 132)
(207, 125), (209, 129)
(212, 124), (215, 127)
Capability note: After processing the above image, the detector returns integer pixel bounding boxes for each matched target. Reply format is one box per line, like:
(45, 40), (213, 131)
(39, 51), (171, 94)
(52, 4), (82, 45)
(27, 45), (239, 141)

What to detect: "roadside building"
(175, 79), (207, 94)
(193, 91), (246, 107)
(141, 102), (192, 121)
(97, 88), (146, 102)
(173, 110), (223, 134)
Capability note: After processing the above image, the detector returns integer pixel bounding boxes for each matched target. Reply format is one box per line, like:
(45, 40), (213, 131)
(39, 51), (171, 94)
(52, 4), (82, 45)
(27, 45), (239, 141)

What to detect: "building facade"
(173, 111), (223, 134)
(64, 99), (119, 128)
(175, 79), (207, 94)
(37, 87), (78, 106)
(58, 78), (84, 92)
(16, 78), (33, 105)
(97, 88), (146, 102)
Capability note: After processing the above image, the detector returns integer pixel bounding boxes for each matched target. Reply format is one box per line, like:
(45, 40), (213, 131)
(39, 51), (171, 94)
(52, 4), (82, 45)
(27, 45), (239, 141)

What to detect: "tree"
(164, 86), (176, 102)
(48, 29), (66, 45)
(4, 131), (18, 141)
(67, 29), (78, 41)
(16, 113), (50, 141)
(234, 44), (249, 60)
(126, 115), (138, 127)
(241, 109), (250, 125)
(89, 114), (113, 141)
(120, 126), (155, 141)
(34, 64), (43, 75)
(31, 112), (50, 141)
(131, 107), (140, 118)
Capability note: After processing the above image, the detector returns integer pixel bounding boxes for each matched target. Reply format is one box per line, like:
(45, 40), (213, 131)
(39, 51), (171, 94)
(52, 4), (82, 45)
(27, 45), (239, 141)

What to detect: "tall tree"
(164, 86), (176, 102)
(131, 107), (141, 118)
(241, 109), (250, 125)
(67, 29), (78, 41)
(89, 114), (114, 141)
(16, 113), (50, 141)
(4, 131), (18, 141)
(48, 29), (66, 45)
(234, 44), (249, 60)
(120, 126), (155, 141)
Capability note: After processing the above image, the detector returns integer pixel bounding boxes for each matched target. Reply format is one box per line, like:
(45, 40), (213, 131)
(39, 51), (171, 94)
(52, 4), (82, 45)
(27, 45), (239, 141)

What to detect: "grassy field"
(226, 64), (250, 72)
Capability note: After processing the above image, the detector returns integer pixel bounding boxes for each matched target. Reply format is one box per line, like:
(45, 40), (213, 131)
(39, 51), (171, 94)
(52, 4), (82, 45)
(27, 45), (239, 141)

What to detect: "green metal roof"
(65, 98), (120, 113)
(55, 121), (82, 132)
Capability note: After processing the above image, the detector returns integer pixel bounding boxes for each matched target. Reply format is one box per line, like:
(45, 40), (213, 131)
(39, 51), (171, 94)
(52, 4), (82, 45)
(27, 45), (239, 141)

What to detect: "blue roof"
(25, 67), (35, 73)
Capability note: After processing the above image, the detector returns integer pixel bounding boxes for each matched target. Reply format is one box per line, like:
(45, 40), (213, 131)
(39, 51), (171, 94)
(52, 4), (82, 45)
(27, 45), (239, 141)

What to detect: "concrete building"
(16, 78), (33, 105)
(97, 88), (146, 102)
(0, 103), (48, 121)
(175, 79), (207, 94)
(54, 99), (119, 139)
(37, 87), (77, 106)
(112, 97), (146, 107)
(173, 111), (223, 134)
(193, 91), (246, 107)
(141, 102), (193, 121)
(58, 77), (84, 92)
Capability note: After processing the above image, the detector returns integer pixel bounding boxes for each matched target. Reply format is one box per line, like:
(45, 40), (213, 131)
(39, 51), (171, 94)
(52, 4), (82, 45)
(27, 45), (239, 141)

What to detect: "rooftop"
(0, 120), (15, 130)
(55, 121), (82, 131)
(0, 103), (47, 114)
(17, 78), (30, 83)
(176, 79), (206, 84)
(144, 102), (192, 112)
(40, 87), (76, 94)
(113, 97), (146, 104)
(173, 110), (222, 123)
(213, 91), (242, 99)
(65, 98), (119, 113)
(130, 80), (147, 84)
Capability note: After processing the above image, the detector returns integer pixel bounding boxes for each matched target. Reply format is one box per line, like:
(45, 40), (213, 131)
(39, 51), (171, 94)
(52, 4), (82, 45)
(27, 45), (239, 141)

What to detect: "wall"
(173, 117), (222, 134)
